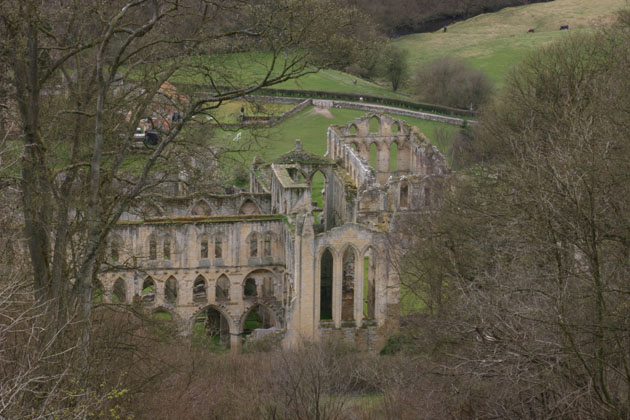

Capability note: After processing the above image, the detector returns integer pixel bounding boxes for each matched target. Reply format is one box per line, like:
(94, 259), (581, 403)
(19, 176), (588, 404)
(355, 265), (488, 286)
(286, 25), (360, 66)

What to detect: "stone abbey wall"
(101, 113), (450, 352)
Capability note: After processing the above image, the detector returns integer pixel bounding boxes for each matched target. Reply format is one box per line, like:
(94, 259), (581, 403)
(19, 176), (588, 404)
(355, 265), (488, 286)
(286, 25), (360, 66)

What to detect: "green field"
(395, 0), (626, 86)
(213, 106), (458, 164)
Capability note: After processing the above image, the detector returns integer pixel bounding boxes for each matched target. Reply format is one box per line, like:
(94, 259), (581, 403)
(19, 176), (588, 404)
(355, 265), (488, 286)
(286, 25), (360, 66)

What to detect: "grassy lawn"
(209, 100), (294, 124)
(212, 106), (458, 164)
(395, 0), (626, 87)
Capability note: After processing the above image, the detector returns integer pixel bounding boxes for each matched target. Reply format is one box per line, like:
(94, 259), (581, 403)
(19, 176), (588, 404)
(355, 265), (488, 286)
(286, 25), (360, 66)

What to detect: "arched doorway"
(192, 306), (231, 351)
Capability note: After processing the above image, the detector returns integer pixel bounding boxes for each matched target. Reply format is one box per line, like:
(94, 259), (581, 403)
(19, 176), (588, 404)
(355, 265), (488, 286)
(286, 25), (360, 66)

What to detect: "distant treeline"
(343, 0), (554, 36)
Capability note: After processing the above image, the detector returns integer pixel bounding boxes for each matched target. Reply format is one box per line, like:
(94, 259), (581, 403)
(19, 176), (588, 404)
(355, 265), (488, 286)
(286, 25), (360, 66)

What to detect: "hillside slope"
(395, 0), (627, 86)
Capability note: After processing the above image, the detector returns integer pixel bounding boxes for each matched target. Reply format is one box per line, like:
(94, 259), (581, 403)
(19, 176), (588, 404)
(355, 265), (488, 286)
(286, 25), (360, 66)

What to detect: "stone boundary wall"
(244, 95), (305, 105)
(313, 99), (477, 126)
(217, 98), (311, 129)
(214, 96), (477, 130)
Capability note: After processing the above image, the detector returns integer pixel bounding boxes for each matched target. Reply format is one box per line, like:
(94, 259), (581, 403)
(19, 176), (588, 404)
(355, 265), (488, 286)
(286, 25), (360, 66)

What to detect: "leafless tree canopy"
(393, 12), (630, 418)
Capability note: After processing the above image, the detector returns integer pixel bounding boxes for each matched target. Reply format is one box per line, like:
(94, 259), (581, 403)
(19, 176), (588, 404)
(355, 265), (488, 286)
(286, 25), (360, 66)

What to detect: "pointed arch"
(193, 275), (208, 303)
(243, 269), (275, 299)
(348, 123), (358, 136)
(368, 115), (381, 134)
(112, 277), (127, 303)
(238, 199), (260, 215)
(142, 277), (156, 304)
(391, 120), (401, 134)
(241, 302), (278, 336)
(192, 305), (233, 349)
(215, 274), (230, 300)
(190, 200), (212, 216)
(389, 142), (398, 172)
(165, 276), (178, 304)
(369, 142), (378, 169)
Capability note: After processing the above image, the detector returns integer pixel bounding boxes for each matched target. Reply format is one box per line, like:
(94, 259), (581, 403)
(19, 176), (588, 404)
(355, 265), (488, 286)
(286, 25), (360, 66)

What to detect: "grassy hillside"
(394, 0), (627, 86)
(171, 52), (410, 100)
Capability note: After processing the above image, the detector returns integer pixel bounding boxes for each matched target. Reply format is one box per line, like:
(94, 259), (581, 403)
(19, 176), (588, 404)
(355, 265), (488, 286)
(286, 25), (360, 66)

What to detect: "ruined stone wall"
(120, 193), (272, 221)
(100, 216), (288, 349)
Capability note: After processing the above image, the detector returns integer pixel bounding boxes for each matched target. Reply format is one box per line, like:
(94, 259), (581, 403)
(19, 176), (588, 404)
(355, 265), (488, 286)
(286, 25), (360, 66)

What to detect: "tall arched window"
(264, 233), (272, 257)
(193, 276), (207, 303)
(216, 275), (230, 300)
(215, 237), (223, 259)
(369, 143), (378, 169)
(320, 249), (334, 321)
(249, 233), (258, 257)
(149, 238), (157, 260)
(389, 142), (398, 172)
(163, 238), (171, 261)
(363, 247), (376, 319)
(200, 239), (209, 259)
(142, 277), (156, 303)
(342, 247), (356, 321)
(368, 116), (380, 134)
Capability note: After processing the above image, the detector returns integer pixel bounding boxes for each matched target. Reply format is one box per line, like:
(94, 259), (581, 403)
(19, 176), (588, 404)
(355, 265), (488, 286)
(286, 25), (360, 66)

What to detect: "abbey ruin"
(99, 113), (450, 351)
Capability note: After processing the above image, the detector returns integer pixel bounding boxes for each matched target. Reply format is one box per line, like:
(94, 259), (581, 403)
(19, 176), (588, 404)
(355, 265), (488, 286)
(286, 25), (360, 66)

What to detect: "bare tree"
(394, 14), (630, 418)
(0, 0), (363, 351)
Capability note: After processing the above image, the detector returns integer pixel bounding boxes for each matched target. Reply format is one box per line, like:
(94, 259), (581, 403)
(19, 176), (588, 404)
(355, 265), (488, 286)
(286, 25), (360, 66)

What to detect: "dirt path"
(308, 106), (333, 119)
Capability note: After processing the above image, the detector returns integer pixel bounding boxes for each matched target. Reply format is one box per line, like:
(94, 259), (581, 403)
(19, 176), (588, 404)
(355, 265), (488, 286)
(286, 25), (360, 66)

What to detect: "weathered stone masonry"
(99, 113), (450, 351)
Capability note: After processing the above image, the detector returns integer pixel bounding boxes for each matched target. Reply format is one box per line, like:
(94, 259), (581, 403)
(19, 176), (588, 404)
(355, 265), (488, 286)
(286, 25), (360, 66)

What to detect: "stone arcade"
(99, 113), (450, 351)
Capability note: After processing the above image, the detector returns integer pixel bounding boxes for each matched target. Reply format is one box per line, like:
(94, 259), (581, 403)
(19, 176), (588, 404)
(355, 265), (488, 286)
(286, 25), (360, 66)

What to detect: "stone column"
(333, 251), (342, 328)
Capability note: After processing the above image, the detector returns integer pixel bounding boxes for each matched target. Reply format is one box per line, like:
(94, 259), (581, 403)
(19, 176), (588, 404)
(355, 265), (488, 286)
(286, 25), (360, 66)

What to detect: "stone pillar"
(181, 275), (194, 305)
(333, 251), (342, 328)
(354, 252), (363, 327)
(230, 332), (242, 353)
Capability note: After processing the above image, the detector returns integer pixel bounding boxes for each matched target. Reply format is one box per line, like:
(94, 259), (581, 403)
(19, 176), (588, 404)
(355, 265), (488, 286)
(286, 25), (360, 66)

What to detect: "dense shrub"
(413, 57), (493, 110)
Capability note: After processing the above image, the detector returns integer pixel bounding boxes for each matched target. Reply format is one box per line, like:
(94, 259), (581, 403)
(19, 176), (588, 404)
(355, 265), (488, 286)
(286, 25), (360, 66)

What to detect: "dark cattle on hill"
(528, 28), (535, 33)
(560, 24), (569, 30)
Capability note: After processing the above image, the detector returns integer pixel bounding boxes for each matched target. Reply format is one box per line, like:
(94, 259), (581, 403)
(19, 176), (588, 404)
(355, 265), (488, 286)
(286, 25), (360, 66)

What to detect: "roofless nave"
(99, 113), (450, 351)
